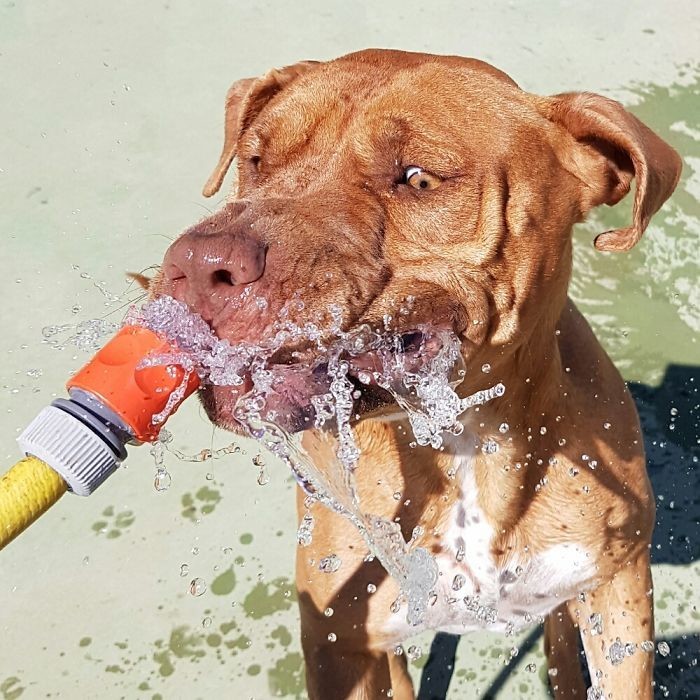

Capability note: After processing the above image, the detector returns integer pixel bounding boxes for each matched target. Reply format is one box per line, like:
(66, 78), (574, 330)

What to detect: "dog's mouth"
(200, 327), (455, 435)
(131, 294), (466, 438)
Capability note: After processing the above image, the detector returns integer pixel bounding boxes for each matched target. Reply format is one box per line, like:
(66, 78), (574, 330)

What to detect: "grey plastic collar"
(17, 406), (121, 496)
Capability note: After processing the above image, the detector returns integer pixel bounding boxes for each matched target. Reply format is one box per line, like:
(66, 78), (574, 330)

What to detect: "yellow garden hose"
(0, 456), (67, 550)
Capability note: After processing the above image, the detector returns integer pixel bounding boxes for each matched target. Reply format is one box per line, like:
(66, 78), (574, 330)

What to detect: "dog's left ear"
(538, 92), (682, 251)
(202, 60), (319, 198)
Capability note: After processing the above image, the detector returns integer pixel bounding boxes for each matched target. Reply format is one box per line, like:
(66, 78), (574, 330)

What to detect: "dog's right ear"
(202, 61), (319, 198)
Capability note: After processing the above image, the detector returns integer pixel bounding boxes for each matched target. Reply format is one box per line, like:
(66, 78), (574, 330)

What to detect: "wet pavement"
(1, 1), (698, 697)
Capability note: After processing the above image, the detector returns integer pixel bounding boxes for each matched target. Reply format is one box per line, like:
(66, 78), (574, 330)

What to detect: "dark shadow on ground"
(419, 363), (700, 699)
(631, 364), (700, 567)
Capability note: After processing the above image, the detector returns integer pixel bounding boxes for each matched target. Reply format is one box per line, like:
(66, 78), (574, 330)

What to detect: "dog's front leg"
(544, 602), (587, 697)
(573, 552), (654, 699)
(299, 629), (411, 700)
(296, 495), (415, 700)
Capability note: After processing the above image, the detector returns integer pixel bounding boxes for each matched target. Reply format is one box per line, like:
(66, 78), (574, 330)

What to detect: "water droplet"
(657, 641), (670, 657)
(252, 454), (265, 466)
(189, 578), (207, 596)
(499, 423), (509, 433)
(367, 583), (377, 594)
(154, 469), (172, 492)
(202, 616), (213, 628)
(318, 554), (341, 573)
(297, 513), (314, 547)
(179, 563), (189, 577)
(589, 612), (603, 636)
(481, 363), (491, 373)
(481, 439), (499, 454)
(393, 645), (404, 656)
(603, 422), (611, 430)
(452, 574), (466, 591)
(609, 638), (625, 666)
(525, 663), (536, 673)
(357, 371), (372, 385)
(327, 632), (337, 642)
(407, 645), (422, 661)
(324, 607), (334, 617)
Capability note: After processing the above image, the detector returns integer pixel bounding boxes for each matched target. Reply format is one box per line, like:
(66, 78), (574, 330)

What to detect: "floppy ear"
(540, 92), (682, 251)
(126, 271), (152, 290)
(202, 60), (319, 198)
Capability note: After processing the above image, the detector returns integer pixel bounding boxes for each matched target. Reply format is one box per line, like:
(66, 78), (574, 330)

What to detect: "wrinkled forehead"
(242, 55), (541, 162)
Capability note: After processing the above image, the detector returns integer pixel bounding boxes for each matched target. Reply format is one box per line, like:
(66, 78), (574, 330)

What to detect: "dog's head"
(154, 49), (681, 432)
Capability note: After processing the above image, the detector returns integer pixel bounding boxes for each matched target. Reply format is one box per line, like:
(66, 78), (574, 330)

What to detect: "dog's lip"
(197, 327), (441, 432)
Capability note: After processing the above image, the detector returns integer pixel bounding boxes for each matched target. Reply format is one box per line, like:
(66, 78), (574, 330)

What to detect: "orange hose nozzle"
(67, 326), (200, 442)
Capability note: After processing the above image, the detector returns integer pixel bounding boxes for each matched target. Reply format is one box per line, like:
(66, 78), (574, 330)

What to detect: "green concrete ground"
(1, 1), (698, 698)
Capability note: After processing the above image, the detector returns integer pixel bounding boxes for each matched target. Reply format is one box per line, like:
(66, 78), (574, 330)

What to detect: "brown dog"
(155, 50), (681, 699)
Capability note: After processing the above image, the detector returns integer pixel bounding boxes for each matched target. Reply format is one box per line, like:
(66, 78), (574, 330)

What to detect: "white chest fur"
(387, 453), (597, 641)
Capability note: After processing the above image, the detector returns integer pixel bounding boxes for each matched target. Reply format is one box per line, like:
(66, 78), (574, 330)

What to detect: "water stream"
(129, 295), (505, 626)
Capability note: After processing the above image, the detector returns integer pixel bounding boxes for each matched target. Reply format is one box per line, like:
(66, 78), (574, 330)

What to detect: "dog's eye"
(404, 166), (442, 191)
(249, 155), (262, 170)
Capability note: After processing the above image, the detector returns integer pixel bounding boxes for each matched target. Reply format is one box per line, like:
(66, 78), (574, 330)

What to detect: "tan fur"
(155, 50), (681, 698)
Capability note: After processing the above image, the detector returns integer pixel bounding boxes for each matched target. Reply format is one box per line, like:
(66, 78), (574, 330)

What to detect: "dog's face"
(156, 49), (680, 431)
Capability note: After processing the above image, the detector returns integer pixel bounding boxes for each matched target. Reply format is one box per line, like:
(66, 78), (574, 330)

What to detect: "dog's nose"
(162, 208), (267, 314)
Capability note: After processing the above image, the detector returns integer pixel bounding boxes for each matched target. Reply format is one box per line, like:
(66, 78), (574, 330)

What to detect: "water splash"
(128, 295), (505, 626)
(42, 319), (119, 352)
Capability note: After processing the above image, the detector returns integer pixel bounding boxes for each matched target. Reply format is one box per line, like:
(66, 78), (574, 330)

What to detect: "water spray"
(0, 325), (198, 550)
(0, 295), (506, 628)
